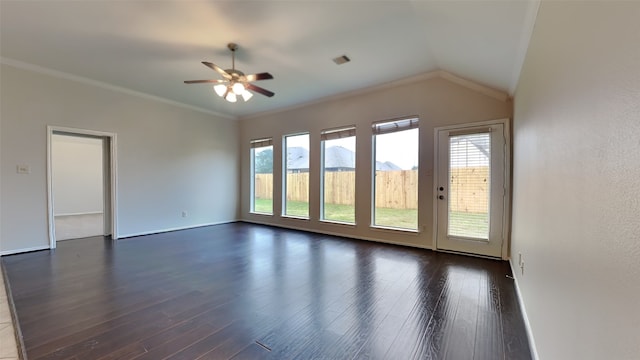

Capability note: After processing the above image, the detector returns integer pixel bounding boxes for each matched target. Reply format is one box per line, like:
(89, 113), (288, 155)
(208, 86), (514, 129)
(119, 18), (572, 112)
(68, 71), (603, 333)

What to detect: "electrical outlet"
(17, 164), (30, 174)
(181, 211), (188, 218)
(518, 253), (523, 266)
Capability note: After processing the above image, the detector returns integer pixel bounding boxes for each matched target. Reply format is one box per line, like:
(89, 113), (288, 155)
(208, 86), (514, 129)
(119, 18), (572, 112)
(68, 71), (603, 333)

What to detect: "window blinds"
(320, 126), (356, 141)
(250, 138), (273, 148)
(372, 117), (419, 135)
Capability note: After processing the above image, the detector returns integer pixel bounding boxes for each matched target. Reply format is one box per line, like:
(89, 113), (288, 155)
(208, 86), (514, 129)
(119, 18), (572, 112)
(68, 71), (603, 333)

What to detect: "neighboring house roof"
(287, 146), (402, 171)
(286, 147), (309, 170)
(324, 146), (355, 169)
(375, 161), (402, 171)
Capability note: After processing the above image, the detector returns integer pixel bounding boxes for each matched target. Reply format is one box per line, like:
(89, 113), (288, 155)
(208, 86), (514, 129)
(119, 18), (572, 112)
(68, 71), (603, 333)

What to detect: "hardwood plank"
(351, 256), (445, 359)
(1, 223), (532, 360)
(442, 270), (481, 359)
(31, 290), (207, 359)
(473, 268), (505, 360)
(229, 343), (272, 360)
(164, 322), (239, 360)
(499, 263), (533, 359)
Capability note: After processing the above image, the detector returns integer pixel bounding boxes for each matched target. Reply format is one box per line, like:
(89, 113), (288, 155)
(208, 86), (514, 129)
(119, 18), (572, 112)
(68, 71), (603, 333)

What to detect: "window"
(250, 138), (273, 214)
(448, 132), (490, 239)
(321, 126), (356, 224)
(372, 117), (419, 230)
(284, 133), (309, 218)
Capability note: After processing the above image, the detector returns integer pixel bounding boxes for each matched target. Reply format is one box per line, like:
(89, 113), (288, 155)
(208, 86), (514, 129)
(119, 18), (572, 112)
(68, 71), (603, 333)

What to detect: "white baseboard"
(509, 259), (540, 360)
(117, 220), (237, 239)
(0, 221), (239, 256)
(0, 245), (50, 256)
(55, 211), (104, 217)
(240, 219), (432, 251)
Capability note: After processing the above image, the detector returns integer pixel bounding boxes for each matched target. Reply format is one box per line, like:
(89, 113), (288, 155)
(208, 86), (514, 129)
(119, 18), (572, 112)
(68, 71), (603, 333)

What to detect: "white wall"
(52, 134), (103, 215)
(0, 63), (239, 254)
(239, 74), (512, 249)
(512, 2), (640, 359)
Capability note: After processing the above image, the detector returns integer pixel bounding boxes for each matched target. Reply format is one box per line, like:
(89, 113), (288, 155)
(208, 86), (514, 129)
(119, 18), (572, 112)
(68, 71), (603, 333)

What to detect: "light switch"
(17, 165), (31, 174)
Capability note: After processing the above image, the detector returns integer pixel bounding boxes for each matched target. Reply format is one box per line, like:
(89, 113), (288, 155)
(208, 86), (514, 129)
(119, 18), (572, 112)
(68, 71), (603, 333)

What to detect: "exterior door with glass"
(435, 120), (508, 258)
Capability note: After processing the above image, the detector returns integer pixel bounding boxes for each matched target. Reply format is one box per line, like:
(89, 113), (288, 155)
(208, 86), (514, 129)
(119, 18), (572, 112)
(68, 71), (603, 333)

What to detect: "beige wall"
(239, 75), (511, 249)
(0, 63), (239, 254)
(512, 2), (640, 359)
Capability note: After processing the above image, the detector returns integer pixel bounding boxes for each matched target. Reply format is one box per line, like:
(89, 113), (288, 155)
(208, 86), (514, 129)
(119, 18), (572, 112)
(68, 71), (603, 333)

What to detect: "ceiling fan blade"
(245, 72), (274, 82)
(246, 83), (275, 97)
(184, 79), (227, 84)
(202, 61), (231, 79)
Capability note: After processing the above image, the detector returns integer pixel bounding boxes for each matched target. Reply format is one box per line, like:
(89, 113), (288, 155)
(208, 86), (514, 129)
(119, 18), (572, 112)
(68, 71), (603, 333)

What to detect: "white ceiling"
(0, 1), (538, 118)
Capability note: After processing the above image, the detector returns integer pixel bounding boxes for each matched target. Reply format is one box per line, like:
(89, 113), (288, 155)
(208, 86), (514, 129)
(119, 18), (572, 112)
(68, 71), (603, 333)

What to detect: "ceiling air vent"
(332, 55), (351, 65)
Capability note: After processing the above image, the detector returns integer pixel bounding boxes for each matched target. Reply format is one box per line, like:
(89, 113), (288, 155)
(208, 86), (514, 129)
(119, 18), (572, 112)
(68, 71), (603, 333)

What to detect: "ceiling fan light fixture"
(214, 84), (227, 97)
(186, 42), (274, 103)
(225, 91), (237, 103)
(232, 82), (246, 95)
(241, 90), (253, 102)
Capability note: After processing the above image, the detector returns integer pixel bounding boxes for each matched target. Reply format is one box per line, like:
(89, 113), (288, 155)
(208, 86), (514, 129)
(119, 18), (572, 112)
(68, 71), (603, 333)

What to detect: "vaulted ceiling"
(0, 1), (539, 118)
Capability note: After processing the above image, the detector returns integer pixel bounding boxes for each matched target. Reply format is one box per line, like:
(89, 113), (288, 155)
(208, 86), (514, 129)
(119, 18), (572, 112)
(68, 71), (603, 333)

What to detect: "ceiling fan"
(184, 43), (274, 102)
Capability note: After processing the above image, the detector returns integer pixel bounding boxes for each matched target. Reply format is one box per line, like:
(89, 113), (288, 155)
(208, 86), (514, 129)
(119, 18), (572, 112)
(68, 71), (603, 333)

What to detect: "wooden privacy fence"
(449, 166), (489, 213)
(323, 171), (356, 206)
(374, 170), (418, 209)
(254, 173), (275, 202)
(254, 167), (488, 212)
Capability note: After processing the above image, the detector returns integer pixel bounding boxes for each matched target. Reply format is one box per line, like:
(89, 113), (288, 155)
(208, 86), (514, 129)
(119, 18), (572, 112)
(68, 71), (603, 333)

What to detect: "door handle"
(438, 195), (445, 200)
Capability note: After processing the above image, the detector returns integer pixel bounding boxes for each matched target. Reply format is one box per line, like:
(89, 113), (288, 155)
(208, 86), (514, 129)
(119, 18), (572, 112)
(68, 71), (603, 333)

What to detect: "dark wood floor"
(2, 223), (531, 360)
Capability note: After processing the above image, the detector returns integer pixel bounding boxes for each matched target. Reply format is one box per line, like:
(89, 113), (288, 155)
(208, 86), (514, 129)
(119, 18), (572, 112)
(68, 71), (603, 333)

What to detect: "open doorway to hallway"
(51, 133), (105, 240)
(47, 126), (118, 247)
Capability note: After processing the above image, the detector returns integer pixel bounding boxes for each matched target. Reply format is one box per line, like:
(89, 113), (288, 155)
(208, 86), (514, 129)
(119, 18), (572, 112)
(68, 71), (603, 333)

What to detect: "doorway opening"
(47, 126), (118, 248)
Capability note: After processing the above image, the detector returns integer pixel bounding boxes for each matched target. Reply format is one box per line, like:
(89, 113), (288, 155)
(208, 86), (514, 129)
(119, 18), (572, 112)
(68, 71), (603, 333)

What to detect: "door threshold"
(435, 248), (504, 261)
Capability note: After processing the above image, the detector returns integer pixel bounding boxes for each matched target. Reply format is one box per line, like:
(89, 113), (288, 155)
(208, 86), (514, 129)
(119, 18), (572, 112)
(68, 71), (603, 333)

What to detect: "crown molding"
(241, 69), (510, 121)
(1, 57), (510, 121)
(437, 71), (510, 102)
(241, 71), (443, 121)
(0, 57), (236, 120)
(509, 0), (541, 95)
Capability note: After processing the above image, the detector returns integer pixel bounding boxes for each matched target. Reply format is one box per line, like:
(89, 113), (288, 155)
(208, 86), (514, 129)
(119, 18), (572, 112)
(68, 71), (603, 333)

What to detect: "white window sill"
(319, 220), (356, 227)
(370, 225), (419, 235)
(282, 215), (310, 221)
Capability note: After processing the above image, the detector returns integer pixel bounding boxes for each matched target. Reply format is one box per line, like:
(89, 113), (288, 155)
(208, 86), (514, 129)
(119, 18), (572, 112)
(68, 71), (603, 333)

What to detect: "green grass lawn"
(284, 200), (309, 218)
(448, 211), (489, 238)
(374, 207), (417, 229)
(322, 203), (356, 223)
(253, 198), (274, 214)
(254, 199), (417, 229)
(253, 198), (487, 236)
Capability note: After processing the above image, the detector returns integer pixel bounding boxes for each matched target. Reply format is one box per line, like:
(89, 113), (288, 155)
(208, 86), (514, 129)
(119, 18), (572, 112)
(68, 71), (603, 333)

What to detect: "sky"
(283, 129), (419, 170)
(256, 130), (490, 171)
(373, 129), (419, 170)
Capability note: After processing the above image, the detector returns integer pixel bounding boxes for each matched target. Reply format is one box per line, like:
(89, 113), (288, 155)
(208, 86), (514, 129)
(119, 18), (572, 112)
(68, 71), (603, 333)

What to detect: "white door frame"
(433, 118), (511, 259)
(47, 126), (119, 248)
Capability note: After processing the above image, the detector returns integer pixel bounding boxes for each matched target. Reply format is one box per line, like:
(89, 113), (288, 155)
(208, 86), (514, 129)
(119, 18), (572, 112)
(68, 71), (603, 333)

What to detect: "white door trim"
(47, 126), (119, 248)
(432, 118), (511, 259)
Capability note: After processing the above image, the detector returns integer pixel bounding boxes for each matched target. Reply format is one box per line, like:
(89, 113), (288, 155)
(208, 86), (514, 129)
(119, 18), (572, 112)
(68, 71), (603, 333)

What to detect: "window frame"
(249, 138), (274, 215)
(282, 132), (310, 219)
(320, 126), (357, 225)
(371, 116), (420, 232)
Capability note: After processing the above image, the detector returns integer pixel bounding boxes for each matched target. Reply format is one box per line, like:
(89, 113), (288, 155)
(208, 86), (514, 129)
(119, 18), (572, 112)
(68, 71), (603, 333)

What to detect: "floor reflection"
(2, 223), (531, 360)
